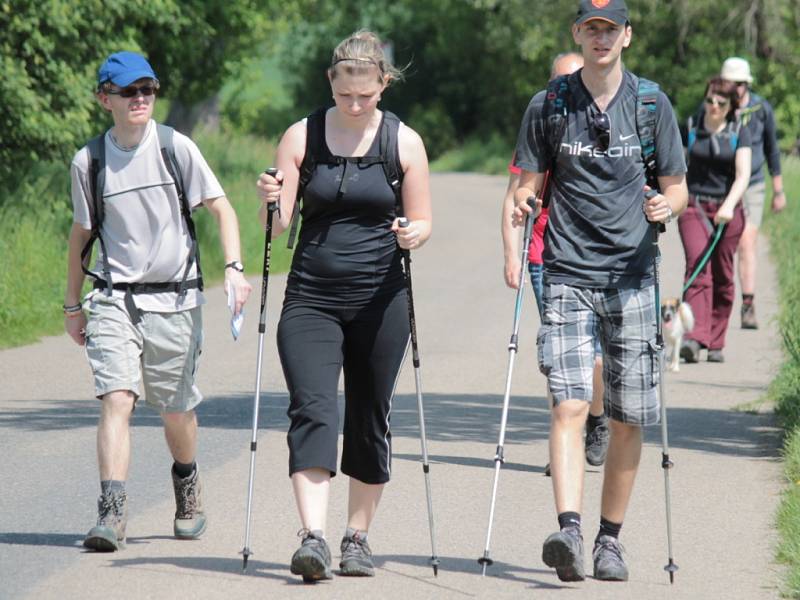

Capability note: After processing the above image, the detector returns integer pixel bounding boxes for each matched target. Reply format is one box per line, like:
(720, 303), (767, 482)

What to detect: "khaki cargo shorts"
(742, 181), (766, 228)
(83, 292), (203, 413)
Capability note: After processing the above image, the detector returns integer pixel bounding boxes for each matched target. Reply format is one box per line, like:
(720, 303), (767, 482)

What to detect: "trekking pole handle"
(645, 188), (666, 234)
(523, 196), (537, 240)
(264, 168), (280, 214)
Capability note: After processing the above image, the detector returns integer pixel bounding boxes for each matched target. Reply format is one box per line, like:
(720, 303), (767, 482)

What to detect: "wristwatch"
(225, 260), (244, 273)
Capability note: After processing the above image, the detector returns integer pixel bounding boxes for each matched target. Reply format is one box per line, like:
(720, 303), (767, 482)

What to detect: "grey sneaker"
(83, 490), (128, 552)
(707, 349), (725, 363)
(340, 528), (375, 576)
(741, 303), (758, 329)
(542, 526), (585, 582)
(291, 529), (333, 582)
(680, 339), (701, 364)
(172, 466), (206, 539)
(593, 535), (628, 581)
(585, 417), (609, 466)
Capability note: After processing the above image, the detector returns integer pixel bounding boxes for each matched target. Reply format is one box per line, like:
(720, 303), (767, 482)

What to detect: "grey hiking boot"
(542, 526), (585, 582)
(593, 535), (628, 581)
(585, 416), (609, 466)
(171, 465), (206, 539)
(339, 528), (374, 576)
(741, 302), (758, 329)
(83, 490), (128, 552)
(291, 529), (333, 583)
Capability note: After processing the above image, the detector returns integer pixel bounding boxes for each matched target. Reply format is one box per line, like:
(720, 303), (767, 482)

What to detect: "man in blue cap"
(513, 0), (687, 582)
(63, 51), (253, 551)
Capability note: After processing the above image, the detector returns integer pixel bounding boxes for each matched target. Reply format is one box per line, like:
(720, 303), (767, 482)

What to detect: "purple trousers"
(678, 198), (745, 351)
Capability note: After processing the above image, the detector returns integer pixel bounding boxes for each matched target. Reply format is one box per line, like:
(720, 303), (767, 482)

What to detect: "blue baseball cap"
(97, 51), (158, 88)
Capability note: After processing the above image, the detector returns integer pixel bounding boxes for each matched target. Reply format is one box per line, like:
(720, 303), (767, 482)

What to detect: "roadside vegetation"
(764, 157), (800, 597)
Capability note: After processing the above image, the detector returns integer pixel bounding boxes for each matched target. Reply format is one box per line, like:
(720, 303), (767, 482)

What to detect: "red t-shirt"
(509, 161), (548, 265)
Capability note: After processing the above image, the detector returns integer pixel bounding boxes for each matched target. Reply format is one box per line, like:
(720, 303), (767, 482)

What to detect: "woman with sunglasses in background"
(679, 77), (752, 364)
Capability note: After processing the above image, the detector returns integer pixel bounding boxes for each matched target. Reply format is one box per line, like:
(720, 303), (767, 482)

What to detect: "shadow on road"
(0, 392), (780, 459)
(109, 555), (296, 583)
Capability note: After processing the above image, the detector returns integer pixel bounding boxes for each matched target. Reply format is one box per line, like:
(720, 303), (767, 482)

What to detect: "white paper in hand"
(227, 280), (244, 341)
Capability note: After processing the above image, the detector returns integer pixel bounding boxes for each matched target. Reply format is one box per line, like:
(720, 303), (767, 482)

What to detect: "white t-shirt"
(71, 120), (224, 312)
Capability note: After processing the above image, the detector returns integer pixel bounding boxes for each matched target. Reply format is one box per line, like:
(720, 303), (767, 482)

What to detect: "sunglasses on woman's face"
(704, 96), (729, 107)
(106, 84), (158, 98)
(591, 111), (611, 152)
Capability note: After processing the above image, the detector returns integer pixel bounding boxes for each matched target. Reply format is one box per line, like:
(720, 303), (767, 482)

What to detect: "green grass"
(0, 128), (289, 349)
(430, 133), (513, 175)
(764, 156), (800, 597)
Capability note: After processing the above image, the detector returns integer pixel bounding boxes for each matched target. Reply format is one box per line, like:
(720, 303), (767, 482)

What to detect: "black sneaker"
(593, 535), (628, 581)
(679, 339), (701, 364)
(585, 416), (609, 466)
(291, 529), (333, 583)
(542, 526), (585, 582)
(741, 303), (758, 329)
(83, 490), (128, 552)
(339, 528), (374, 576)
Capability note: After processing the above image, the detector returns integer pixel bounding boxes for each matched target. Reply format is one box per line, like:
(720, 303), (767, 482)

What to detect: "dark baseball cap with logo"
(575, 0), (629, 26)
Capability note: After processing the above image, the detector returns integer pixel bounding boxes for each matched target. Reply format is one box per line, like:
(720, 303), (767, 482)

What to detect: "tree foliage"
(0, 0), (274, 193)
(240, 0), (800, 158)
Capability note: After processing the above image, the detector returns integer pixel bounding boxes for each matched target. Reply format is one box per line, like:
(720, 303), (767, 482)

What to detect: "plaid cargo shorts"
(537, 283), (661, 425)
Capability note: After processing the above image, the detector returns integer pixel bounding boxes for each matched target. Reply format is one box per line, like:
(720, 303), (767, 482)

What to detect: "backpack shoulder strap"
(287, 107), (327, 249)
(156, 123), (203, 294)
(83, 132), (114, 294)
(636, 76), (660, 190)
(379, 110), (404, 216)
(542, 74), (570, 168)
(686, 115), (697, 155)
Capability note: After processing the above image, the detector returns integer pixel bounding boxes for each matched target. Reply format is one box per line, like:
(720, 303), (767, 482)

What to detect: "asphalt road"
(0, 173), (785, 599)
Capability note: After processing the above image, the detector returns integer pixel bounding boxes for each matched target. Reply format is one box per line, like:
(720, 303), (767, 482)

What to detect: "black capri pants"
(276, 290), (410, 484)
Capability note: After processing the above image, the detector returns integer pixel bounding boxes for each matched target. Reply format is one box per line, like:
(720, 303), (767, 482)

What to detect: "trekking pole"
(241, 167), (280, 572)
(398, 217), (440, 577)
(648, 190), (678, 584)
(478, 196), (537, 576)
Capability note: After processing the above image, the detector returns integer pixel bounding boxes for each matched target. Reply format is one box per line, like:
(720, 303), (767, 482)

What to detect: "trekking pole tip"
(241, 547), (251, 572)
(665, 559), (678, 583)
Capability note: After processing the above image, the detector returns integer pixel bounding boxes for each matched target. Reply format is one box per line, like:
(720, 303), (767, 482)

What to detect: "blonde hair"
(328, 30), (404, 85)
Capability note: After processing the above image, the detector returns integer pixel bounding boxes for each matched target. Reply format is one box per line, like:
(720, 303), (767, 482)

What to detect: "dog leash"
(682, 223), (726, 293)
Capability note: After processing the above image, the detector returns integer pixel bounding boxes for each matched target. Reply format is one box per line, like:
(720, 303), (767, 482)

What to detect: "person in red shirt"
(500, 51), (609, 470)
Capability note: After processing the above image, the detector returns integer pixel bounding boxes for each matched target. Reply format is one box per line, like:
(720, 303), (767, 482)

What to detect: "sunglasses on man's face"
(704, 96), (729, 107)
(591, 111), (611, 152)
(106, 84), (158, 98)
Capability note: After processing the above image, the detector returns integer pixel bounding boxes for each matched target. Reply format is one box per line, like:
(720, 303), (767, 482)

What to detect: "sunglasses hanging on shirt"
(590, 110), (611, 153)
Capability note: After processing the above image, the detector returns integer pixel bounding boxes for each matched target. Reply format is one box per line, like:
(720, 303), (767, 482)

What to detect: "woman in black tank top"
(256, 31), (432, 582)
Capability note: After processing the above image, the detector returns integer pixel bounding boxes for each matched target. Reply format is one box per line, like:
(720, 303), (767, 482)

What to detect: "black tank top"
(285, 110), (404, 306)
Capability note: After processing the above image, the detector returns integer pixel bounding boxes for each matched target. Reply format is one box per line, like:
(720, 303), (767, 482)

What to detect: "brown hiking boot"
(741, 303), (758, 329)
(83, 490), (128, 552)
(172, 466), (207, 539)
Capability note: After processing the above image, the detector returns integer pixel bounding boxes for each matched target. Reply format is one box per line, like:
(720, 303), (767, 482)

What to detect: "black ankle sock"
(742, 294), (754, 305)
(598, 517), (622, 539)
(100, 480), (125, 495)
(558, 511), (581, 531)
(587, 413), (606, 429)
(173, 461), (196, 479)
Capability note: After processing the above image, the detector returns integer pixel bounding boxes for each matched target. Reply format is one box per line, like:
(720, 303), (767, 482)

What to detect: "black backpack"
(286, 107), (404, 249)
(82, 124), (203, 322)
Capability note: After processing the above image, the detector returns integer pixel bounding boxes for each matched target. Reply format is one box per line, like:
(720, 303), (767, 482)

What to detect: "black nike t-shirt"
(514, 70), (686, 289)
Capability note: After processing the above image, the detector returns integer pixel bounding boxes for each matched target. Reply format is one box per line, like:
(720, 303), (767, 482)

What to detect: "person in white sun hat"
(718, 56), (785, 330)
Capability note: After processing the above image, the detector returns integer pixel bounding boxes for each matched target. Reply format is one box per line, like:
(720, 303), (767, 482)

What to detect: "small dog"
(661, 298), (695, 372)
